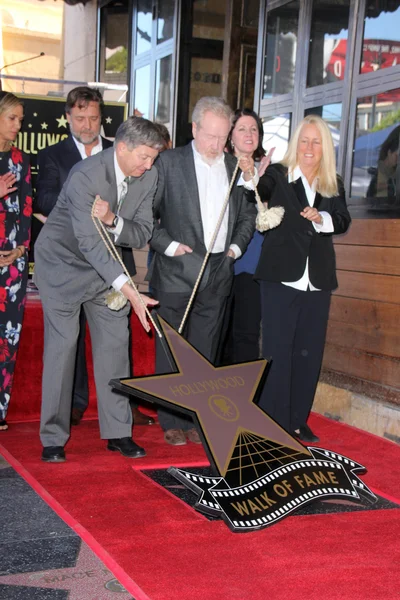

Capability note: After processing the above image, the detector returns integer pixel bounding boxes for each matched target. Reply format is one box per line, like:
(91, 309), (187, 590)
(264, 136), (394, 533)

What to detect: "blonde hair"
(282, 114), (338, 197)
(0, 92), (23, 151)
(0, 91), (23, 116)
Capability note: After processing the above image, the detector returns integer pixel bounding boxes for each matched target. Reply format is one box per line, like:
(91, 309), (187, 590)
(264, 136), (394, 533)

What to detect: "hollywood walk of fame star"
(117, 318), (310, 479)
(56, 114), (68, 128)
(41, 121), (48, 129)
(0, 542), (131, 599)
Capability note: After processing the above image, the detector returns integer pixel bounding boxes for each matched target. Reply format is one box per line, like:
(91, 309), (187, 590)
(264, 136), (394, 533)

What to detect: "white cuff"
(313, 211), (334, 233)
(229, 244), (241, 259)
(238, 170), (259, 190)
(165, 241), (180, 256)
(112, 274), (129, 291)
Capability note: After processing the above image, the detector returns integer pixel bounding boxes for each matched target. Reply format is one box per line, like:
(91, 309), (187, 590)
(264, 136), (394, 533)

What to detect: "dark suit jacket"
(35, 135), (113, 216)
(255, 164), (351, 291)
(147, 143), (256, 295)
(34, 135), (136, 275)
(34, 147), (157, 304)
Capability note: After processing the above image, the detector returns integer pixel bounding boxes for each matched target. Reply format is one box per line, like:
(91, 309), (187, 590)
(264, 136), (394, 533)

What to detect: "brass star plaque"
(111, 317), (376, 532)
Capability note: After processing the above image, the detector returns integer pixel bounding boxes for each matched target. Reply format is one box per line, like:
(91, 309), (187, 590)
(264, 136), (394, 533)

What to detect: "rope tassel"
(253, 173), (285, 232)
(90, 198), (162, 338)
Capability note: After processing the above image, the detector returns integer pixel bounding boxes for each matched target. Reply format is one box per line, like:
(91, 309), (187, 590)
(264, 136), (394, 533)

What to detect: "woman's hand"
(238, 155), (256, 181)
(300, 206), (323, 225)
(258, 147), (275, 177)
(0, 173), (17, 198)
(0, 246), (24, 267)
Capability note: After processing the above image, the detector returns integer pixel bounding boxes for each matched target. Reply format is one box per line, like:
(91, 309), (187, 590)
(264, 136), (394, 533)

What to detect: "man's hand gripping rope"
(91, 195), (160, 336)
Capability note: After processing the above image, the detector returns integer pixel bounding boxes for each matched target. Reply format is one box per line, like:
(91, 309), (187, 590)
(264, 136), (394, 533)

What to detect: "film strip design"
(169, 448), (377, 532)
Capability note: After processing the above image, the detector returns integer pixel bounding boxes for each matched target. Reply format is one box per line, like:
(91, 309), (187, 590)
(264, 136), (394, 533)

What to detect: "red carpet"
(1, 413), (400, 600)
(3, 296), (400, 599)
(8, 295), (156, 422)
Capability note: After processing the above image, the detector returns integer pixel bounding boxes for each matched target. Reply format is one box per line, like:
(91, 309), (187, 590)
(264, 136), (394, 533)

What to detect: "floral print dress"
(0, 146), (32, 420)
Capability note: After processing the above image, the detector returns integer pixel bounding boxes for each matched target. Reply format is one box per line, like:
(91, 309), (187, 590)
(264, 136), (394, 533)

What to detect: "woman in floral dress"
(0, 92), (32, 430)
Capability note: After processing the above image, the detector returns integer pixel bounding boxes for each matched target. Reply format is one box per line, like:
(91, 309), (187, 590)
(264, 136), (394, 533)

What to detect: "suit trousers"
(72, 247), (137, 415)
(153, 253), (229, 432)
(221, 272), (262, 365)
(71, 309), (89, 413)
(258, 281), (331, 433)
(39, 288), (132, 447)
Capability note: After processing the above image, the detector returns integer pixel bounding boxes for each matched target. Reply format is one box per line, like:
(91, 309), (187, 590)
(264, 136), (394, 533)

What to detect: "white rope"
(252, 172), (285, 232)
(178, 160), (241, 334)
(178, 160), (284, 334)
(91, 199), (162, 338)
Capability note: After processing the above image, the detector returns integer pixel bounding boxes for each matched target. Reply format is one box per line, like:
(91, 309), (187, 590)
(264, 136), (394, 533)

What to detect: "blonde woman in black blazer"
(255, 115), (351, 443)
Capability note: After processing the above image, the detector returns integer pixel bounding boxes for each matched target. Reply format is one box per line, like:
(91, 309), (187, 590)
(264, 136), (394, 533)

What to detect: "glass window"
(136, 0), (152, 54)
(261, 114), (291, 163)
(361, 3), (400, 74)
(350, 89), (400, 217)
(263, 1), (300, 99)
(100, 0), (129, 86)
(305, 104), (342, 160)
(155, 55), (172, 124)
(134, 65), (151, 119)
(242, 0), (259, 28)
(157, 0), (174, 44)
(307, 0), (350, 88)
(189, 57), (222, 119)
(192, 0), (226, 41)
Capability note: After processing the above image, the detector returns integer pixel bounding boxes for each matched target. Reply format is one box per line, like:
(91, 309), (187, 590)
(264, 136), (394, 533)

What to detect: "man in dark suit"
(147, 96), (256, 446)
(35, 117), (164, 463)
(35, 87), (153, 426)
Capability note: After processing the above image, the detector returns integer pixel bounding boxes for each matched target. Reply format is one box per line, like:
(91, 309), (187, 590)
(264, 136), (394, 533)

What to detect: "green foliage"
(371, 109), (400, 132)
(105, 47), (127, 73)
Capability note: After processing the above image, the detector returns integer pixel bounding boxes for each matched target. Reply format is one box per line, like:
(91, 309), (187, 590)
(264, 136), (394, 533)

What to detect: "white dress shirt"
(282, 166), (334, 292)
(111, 153), (129, 291)
(165, 142), (241, 259)
(72, 135), (103, 160)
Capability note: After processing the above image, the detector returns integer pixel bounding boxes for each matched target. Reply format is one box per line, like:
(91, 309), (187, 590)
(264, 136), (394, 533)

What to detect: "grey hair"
(192, 97), (233, 128)
(114, 116), (165, 150)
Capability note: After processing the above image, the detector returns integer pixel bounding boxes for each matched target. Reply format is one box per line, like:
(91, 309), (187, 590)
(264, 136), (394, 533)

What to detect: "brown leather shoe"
(186, 428), (202, 444)
(164, 429), (187, 446)
(132, 406), (155, 426)
(71, 408), (84, 426)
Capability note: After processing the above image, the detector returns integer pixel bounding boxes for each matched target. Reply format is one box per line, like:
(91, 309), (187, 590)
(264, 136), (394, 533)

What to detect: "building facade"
(1, 0), (399, 437)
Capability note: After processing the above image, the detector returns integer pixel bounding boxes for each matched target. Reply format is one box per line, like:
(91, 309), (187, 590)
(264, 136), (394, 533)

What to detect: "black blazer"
(254, 164), (351, 291)
(147, 143), (256, 295)
(34, 135), (136, 276)
(35, 135), (113, 216)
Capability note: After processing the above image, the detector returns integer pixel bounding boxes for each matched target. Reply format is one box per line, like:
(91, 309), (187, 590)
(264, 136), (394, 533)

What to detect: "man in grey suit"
(35, 117), (164, 463)
(148, 97), (256, 446)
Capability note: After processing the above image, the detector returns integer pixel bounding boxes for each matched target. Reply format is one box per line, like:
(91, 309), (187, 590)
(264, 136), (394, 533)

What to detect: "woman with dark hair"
(224, 108), (274, 363)
(0, 92), (32, 431)
(255, 115), (351, 442)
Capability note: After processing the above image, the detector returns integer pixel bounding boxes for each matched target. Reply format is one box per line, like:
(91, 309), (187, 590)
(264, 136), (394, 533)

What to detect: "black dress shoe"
(293, 424), (320, 443)
(41, 446), (66, 463)
(132, 406), (155, 426)
(107, 437), (146, 458)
